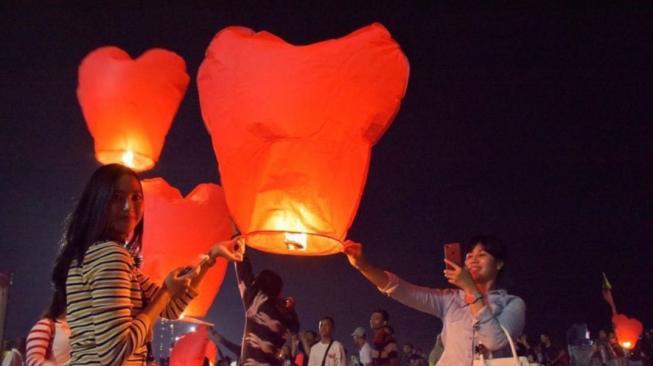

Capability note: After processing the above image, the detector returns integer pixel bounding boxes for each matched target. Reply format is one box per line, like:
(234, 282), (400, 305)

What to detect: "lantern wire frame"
(236, 230), (344, 256)
(96, 149), (155, 172)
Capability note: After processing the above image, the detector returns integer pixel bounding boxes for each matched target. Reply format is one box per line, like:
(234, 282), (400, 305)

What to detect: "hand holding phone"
(178, 255), (210, 277)
(444, 242), (462, 270)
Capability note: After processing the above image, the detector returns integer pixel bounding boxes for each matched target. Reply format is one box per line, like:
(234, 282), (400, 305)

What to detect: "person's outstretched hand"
(343, 240), (366, 269)
(208, 238), (245, 263)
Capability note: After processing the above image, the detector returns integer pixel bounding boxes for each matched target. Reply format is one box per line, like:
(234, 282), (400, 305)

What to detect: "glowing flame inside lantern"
(238, 200), (345, 255)
(621, 341), (632, 349)
(96, 146), (155, 172)
(122, 150), (135, 167)
(284, 232), (307, 251)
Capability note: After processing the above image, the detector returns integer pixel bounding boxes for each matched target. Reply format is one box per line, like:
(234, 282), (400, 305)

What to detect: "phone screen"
(444, 242), (462, 269)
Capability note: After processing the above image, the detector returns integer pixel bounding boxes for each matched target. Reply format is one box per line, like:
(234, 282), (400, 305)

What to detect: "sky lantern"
(197, 23), (409, 255)
(612, 314), (643, 350)
(77, 47), (189, 172)
(140, 178), (232, 317)
(169, 325), (218, 366)
(601, 273), (643, 350)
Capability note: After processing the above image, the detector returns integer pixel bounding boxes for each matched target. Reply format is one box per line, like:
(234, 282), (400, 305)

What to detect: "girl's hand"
(164, 267), (194, 295)
(443, 259), (477, 293)
(209, 238), (245, 262)
(343, 240), (366, 269)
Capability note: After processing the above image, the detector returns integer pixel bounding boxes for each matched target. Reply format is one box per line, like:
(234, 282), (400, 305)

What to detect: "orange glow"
(140, 178), (232, 317)
(77, 47), (189, 172)
(198, 23), (409, 255)
(612, 314), (643, 350)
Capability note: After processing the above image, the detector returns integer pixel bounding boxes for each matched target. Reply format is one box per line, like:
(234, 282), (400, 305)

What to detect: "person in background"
(307, 317), (346, 366)
(399, 343), (413, 366)
(343, 236), (525, 366)
(540, 333), (570, 366)
(235, 250), (299, 366)
(1, 339), (24, 366)
(298, 331), (319, 366)
(369, 310), (398, 366)
(25, 289), (71, 366)
(351, 327), (373, 366)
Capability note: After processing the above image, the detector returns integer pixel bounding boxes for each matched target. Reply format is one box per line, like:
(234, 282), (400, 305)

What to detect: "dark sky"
(1, 1), (652, 354)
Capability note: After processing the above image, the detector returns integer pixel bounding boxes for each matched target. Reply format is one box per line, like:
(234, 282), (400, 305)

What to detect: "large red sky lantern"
(197, 23), (409, 255)
(77, 47), (189, 172)
(140, 178), (232, 317)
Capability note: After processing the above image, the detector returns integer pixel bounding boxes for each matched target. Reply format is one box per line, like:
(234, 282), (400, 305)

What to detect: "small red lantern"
(198, 23), (409, 255)
(169, 325), (217, 366)
(77, 47), (189, 172)
(612, 314), (643, 350)
(140, 178), (231, 317)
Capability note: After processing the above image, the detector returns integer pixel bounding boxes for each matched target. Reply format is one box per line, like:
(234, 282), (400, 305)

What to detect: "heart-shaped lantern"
(77, 47), (189, 172)
(140, 178), (231, 317)
(198, 23), (409, 255)
(612, 314), (643, 350)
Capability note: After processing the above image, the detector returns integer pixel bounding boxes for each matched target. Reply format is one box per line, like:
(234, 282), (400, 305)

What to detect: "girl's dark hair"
(42, 288), (66, 320)
(255, 269), (283, 299)
(51, 164), (143, 306)
(465, 235), (506, 264)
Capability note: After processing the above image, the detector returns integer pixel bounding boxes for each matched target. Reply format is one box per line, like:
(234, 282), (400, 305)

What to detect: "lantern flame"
(122, 150), (135, 168)
(621, 341), (632, 349)
(284, 232), (307, 251)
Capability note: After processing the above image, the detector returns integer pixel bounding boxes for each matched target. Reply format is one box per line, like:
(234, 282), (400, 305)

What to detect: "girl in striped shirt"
(51, 164), (243, 366)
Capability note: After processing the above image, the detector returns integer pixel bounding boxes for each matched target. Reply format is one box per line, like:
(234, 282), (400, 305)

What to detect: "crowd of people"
(0, 164), (650, 366)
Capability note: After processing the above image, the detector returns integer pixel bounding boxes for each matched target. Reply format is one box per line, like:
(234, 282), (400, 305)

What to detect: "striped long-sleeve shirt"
(25, 318), (71, 366)
(66, 241), (197, 366)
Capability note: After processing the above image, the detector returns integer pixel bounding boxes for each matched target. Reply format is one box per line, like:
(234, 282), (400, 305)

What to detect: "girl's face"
(464, 243), (503, 283)
(105, 174), (143, 242)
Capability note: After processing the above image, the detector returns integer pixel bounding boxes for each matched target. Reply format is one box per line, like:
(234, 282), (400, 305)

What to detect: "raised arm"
(343, 240), (451, 318)
(343, 240), (390, 289)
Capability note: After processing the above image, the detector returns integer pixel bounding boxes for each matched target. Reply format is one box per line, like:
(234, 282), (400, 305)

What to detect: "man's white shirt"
(308, 340), (347, 366)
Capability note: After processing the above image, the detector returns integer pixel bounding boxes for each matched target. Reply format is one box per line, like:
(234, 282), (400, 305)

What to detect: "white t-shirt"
(308, 340), (346, 366)
(52, 320), (72, 365)
(359, 343), (373, 366)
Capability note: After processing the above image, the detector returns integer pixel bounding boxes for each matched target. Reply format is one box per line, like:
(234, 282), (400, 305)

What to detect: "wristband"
(465, 291), (483, 305)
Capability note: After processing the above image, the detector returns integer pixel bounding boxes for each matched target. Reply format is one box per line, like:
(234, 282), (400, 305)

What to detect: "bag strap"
(498, 324), (520, 365)
(321, 341), (334, 366)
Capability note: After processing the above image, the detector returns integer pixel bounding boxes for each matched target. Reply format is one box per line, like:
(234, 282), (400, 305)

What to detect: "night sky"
(1, 1), (652, 354)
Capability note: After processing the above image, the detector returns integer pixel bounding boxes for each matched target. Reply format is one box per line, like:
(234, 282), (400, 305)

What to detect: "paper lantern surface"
(140, 178), (231, 317)
(612, 314), (643, 350)
(198, 23), (409, 255)
(77, 47), (189, 172)
(169, 325), (217, 366)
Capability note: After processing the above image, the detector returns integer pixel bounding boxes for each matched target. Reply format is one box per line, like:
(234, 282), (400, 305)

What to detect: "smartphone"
(444, 242), (462, 269)
(179, 266), (194, 276)
(179, 255), (210, 277)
